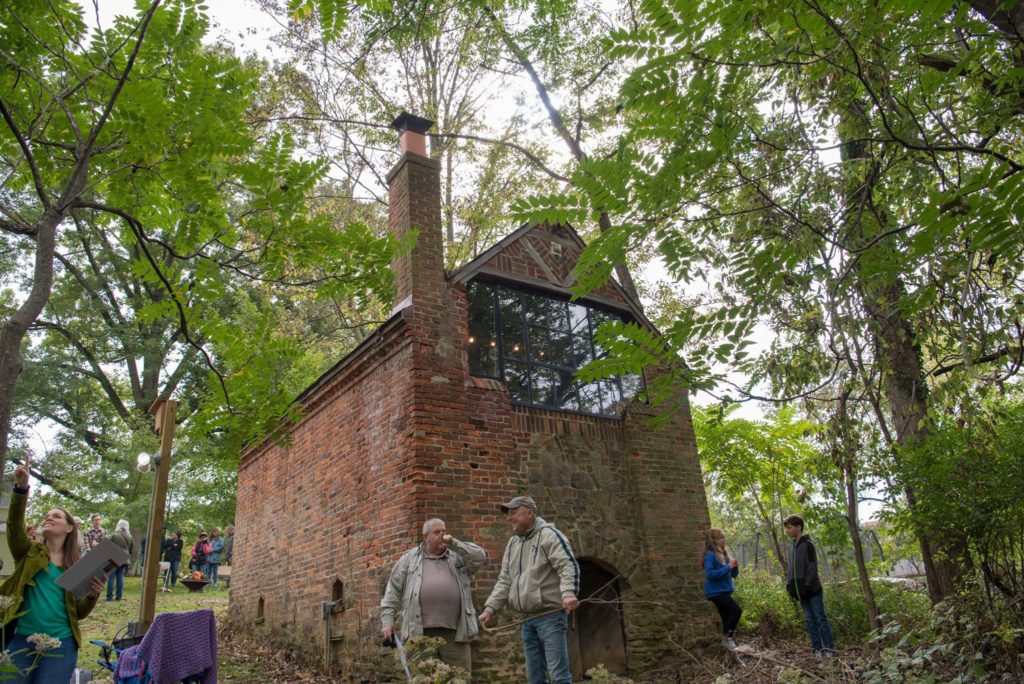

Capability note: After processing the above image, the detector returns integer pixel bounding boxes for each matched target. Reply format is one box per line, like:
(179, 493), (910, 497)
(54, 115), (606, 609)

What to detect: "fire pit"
(181, 578), (211, 592)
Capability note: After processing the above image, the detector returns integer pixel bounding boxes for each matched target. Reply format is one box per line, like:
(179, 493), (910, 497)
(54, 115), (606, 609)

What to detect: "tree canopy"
(1, 0), (399, 527)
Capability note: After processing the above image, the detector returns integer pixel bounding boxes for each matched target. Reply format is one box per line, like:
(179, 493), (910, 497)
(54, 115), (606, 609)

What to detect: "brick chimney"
(387, 112), (445, 315)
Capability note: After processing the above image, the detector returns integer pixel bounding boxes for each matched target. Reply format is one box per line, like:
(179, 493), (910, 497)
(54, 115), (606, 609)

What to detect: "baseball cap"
(499, 496), (537, 514)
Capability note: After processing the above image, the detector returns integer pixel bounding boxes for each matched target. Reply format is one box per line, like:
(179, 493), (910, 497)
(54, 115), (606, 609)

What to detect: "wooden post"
(140, 398), (177, 634)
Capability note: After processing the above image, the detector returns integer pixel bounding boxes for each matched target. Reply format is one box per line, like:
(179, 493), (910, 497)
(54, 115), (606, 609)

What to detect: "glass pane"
(530, 366), (557, 407)
(549, 330), (574, 368)
(548, 299), (570, 332)
(600, 379), (624, 415)
(620, 372), (643, 403)
(573, 333), (593, 368)
(498, 287), (522, 322)
(589, 308), (617, 328)
(578, 382), (603, 415)
(524, 292), (550, 327)
(556, 373), (579, 411)
(524, 292), (569, 331)
(467, 282), (498, 377)
(505, 361), (530, 404)
(528, 325), (551, 364)
(569, 303), (589, 333)
(498, 288), (526, 360)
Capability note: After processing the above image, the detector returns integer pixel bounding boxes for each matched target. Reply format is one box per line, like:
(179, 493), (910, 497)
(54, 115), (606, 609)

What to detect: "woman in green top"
(1, 458), (102, 682)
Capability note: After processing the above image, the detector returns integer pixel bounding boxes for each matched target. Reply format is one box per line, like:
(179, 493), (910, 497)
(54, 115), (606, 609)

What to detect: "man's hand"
(441, 534), (453, 547)
(478, 610), (492, 626)
(86, 577), (104, 600)
(562, 596), (580, 613)
(381, 625), (394, 642)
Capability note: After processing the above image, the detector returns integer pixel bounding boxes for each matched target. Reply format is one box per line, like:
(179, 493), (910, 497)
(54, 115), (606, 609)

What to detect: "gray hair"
(115, 519), (130, 535)
(422, 518), (445, 536)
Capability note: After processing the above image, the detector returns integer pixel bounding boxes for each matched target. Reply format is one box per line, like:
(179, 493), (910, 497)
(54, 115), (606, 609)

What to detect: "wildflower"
(0, 596), (16, 611)
(0, 649), (12, 666)
(26, 633), (61, 652)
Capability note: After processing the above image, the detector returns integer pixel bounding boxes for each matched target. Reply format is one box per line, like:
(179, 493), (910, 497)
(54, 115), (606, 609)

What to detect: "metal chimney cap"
(391, 112), (435, 135)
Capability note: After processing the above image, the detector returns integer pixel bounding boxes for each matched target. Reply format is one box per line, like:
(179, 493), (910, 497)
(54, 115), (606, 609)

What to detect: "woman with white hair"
(106, 519), (133, 601)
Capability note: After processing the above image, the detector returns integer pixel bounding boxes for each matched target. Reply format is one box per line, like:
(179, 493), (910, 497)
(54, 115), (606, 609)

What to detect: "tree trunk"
(835, 392), (880, 630)
(839, 101), (967, 603)
(845, 464), (880, 631)
(0, 209), (62, 480)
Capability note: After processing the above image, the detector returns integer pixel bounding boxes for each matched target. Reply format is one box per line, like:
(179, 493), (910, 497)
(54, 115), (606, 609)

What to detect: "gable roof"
(450, 222), (655, 330)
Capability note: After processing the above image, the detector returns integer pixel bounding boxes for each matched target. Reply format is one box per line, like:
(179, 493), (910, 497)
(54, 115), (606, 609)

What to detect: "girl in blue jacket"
(703, 527), (742, 650)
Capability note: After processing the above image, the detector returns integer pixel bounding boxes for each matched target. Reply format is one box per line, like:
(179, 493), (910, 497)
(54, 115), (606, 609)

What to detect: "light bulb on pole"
(136, 452), (160, 473)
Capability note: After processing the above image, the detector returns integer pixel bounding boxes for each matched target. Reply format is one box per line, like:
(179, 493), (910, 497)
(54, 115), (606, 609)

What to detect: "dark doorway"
(568, 559), (627, 677)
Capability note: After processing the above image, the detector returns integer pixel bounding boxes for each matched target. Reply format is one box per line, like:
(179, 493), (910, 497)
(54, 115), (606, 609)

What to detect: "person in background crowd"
(207, 528), (225, 588)
(479, 496), (579, 684)
(1, 457), (104, 682)
(72, 517), (85, 556)
(106, 520), (133, 601)
(703, 527), (742, 650)
(784, 514), (836, 657)
(381, 518), (486, 676)
(161, 531), (184, 591)
(83, 513), (106, 552)
(223, 524), (234, 565)
(191, 532), (210, 575)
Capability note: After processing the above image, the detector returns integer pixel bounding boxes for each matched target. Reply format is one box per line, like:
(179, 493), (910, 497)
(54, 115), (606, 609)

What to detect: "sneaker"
(813, 650), (823, 658)
(721, 637), (738, 650)
(822, 648), (838, 658)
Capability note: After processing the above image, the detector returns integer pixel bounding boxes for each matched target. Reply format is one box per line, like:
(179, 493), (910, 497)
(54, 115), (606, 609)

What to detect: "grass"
(76, 576), (272, 681)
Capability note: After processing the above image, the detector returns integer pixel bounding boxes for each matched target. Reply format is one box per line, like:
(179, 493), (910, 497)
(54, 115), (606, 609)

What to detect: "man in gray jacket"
(479, 496), (580, 684)
(381, 518), (486, 675)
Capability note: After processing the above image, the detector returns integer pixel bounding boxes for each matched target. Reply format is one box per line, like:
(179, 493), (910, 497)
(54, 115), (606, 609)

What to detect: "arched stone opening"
(568, 558), (627, 677)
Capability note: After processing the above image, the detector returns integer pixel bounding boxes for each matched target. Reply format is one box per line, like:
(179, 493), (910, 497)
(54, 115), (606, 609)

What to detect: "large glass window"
(467, 281), (644, 418)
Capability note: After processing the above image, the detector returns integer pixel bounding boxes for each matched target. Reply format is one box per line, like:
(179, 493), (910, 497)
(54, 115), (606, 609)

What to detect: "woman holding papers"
(0, 458), (103, 682)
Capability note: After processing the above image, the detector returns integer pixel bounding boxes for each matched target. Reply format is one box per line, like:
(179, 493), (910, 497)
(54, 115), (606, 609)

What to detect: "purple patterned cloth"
(114, 609), (217, 684)
(112, 646), (146, 679)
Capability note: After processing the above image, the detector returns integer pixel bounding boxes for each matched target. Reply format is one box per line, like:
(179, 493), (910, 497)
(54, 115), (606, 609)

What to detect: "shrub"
(394, 636), (470, 684)
(859, 584), (1023, 682)
(584, 664), (636, 683)
(733, 571), (804, 640)
(733, 571), (931, 644)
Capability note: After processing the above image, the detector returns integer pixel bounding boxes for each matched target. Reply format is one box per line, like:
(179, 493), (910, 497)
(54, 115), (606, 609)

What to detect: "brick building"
(229, 114), (715, 680)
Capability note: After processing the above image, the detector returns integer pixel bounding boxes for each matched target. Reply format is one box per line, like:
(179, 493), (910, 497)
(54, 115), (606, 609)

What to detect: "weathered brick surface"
(230, 149), (715, 679)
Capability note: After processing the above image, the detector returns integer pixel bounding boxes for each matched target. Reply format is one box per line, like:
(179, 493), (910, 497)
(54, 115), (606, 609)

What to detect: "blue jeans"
(164, 559), (180, 587)
(6, 632), (78, 682)
(520, 611), (571, 684)
(800, 592), (835, 652)
(106, 563), (127, 600)
(209, 563), (220, 586)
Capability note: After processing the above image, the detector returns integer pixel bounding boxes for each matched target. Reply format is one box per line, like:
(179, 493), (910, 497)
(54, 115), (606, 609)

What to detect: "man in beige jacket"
(479, 496), (579, 684)
(381, 518), (486, 675)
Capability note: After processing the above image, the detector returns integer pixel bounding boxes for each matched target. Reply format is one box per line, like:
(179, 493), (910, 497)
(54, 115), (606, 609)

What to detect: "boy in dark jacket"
(784, 514), (836, 656)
